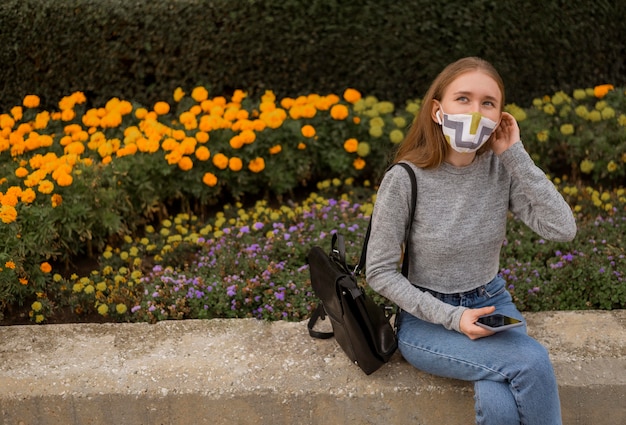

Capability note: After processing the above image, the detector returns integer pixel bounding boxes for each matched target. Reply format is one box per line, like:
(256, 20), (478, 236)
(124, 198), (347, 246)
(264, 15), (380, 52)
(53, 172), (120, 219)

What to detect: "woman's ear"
(431, 101), (442, 125)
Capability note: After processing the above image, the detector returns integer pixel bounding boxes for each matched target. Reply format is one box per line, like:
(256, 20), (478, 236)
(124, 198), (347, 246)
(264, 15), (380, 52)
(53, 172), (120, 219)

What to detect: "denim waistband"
(418, 284), (488, 300)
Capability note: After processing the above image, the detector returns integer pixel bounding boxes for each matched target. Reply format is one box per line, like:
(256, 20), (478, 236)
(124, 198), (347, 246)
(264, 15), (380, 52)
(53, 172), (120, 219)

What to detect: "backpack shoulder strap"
(356, 162), (417, 277)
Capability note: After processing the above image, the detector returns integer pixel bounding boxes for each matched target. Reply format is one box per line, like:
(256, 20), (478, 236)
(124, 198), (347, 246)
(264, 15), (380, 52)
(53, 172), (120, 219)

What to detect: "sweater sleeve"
(498, 142), (577, 242)
(365, 164), (467, 332)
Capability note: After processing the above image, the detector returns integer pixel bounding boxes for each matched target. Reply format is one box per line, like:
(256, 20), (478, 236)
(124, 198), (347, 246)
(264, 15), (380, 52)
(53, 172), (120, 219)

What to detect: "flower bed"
(1, 85), (625, 323)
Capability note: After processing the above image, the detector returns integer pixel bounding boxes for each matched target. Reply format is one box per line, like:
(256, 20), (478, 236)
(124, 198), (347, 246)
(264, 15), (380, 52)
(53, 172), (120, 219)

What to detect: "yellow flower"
(248, 157), (265, 173)
(575, 105), (589, 119)
(330, 104), (349, 120)
(536, 130), (549, 142)
(559, 124), (574, 136)
(35, 314), (44, 323)
(343, 88), (362, 104)
(357, 142), (371, 157)
(580, 159), (595, 174)
(607, 161), (618, 173)
(593, 84), (614, 98)
(40, 262), (52, 273)
(543, 104), (556, 115)
(301, 124), (316, 138)
(97, 304), (109, 316)
(572, 89), (587, 100)
(31, 301), (43, 312)
(116, 304), (128, 315)
(369, 126), (383, 138)
(587, 110), (602, 122)
(343, 138), (358, 153)
(202, 172), (218, 187)
(390, 129), (404, 144)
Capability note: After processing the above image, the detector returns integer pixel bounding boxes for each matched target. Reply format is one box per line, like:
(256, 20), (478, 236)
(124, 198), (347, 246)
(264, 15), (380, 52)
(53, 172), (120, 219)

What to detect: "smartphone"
(476, 313), (524, 332)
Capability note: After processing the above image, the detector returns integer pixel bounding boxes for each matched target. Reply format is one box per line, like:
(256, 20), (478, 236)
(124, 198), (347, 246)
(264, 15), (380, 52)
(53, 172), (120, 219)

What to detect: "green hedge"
(1, 0), (624, 112)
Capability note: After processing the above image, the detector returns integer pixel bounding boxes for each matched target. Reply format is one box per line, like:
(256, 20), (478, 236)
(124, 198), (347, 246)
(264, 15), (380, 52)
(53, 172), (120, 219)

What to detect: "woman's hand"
(459, 306), (496, 340)
(491, 111), (520, 155)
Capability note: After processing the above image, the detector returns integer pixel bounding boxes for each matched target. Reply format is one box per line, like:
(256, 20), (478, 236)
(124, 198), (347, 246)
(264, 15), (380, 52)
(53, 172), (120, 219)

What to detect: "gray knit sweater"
(365, 141), (577, 333)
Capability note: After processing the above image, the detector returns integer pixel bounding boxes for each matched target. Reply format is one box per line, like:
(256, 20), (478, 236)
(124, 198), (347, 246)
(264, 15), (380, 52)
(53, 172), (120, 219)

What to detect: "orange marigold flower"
(15, 167), (29, 178)
(191, 86), (209, 102)
(240, 129), (256, 144)
(343, 88), (362, 104)
(23, 95), (41, 108)
(330, 104), (349, 120)
(19, 278), (28, 285)
(202, 172), (218, 187)
(173, 87), (185, 102)
(195, 146), (210, 161)
(20, 188), (36, 203)
(11, 106), (23, 121)
(51, 194), (63, 207)
(232, 89), (247, 104)
(269, 145), (282, 155)
(38, 180), (54, 194)
(5, 261), (16, 269)
(153, 101), (170, 115)
(301, 125), (316, 138)
(229, 157), (243, 172)
(212, 153), (229, 170)
(135, 108), (149, 119)
(40, 262), (52, 273)
(297, 142), (306, 150)
(55, 173), (73, 187)
(229, 135), (244, 149)
(343, 138), (358, 153)
(248, 157), (265, 173)
(0, 205), (17, 224)
(178, 156), (194, 171)
(593, 84), (614, 98)
(1, 192), (19, 207)
(196, 131), (210, 143)
(353, 157), (366, 170)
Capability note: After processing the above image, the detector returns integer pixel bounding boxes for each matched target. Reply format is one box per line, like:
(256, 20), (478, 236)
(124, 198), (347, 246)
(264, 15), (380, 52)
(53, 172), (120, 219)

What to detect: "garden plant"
(0, 84), (624, 324)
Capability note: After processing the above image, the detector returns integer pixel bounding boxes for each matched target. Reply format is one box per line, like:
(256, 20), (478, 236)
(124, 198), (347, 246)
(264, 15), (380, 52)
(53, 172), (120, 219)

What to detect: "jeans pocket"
(483, 277), (507, 299)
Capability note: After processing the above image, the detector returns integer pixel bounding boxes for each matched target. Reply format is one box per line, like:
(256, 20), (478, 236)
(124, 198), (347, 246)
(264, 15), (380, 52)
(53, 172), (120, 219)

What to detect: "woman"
(365, 57), (576, 424)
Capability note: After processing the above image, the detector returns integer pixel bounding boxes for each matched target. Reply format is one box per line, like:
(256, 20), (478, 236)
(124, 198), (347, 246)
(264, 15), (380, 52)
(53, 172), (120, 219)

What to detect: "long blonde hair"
(394, 57), (505, 168)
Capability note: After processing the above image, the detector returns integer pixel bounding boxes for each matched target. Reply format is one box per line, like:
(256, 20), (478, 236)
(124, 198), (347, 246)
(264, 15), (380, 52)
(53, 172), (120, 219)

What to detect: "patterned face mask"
(436, 107), (498, 153)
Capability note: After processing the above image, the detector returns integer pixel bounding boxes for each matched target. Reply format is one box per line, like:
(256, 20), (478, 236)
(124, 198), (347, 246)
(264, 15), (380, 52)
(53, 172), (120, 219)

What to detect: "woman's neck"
(445, 150), (477, 167)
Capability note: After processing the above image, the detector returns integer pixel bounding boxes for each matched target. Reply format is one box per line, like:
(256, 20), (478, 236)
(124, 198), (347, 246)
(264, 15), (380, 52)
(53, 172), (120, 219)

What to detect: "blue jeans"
(397, 275), (562, 425)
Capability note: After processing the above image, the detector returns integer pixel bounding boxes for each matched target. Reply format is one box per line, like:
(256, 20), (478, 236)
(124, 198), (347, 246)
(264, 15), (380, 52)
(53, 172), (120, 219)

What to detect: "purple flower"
(227, 285), (237, 297)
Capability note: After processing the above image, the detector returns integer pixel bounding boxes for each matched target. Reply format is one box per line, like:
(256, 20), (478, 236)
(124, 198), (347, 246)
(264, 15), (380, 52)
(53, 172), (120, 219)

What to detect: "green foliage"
(1, 0), (624, 112)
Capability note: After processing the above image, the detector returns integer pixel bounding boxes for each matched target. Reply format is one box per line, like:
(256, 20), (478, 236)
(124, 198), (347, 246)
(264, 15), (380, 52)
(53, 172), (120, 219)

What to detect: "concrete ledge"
(1, 310), (625, 425)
